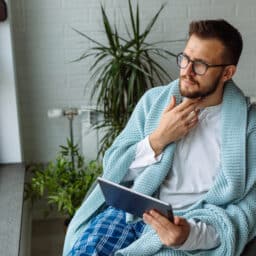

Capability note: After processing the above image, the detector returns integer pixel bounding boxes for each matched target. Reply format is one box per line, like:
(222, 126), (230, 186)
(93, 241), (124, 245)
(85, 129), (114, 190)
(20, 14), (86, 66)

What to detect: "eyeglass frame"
(176, 52), (234, 76)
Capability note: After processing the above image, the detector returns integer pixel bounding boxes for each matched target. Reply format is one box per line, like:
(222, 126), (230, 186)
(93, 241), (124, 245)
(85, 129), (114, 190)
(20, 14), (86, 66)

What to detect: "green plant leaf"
(72, 27), (105, 48)
(139, 4), (165, 44)
(24, 140), (103, 218)
(101, 5), (117, 53)
(128, 0), (137, 42)
(72, 1), (181, 156)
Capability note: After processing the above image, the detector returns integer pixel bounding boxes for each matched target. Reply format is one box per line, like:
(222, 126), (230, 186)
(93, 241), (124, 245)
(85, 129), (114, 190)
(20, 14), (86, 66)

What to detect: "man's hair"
(189, 19), (243, 65)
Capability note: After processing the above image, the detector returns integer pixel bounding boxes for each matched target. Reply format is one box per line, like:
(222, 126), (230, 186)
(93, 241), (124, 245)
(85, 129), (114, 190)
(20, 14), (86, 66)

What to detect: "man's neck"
(198, 86), (224, 108)
(198, 95), (223, 108)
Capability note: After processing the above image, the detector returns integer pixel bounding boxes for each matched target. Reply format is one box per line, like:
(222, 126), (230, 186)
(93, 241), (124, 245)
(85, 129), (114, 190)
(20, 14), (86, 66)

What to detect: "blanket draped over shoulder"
(63, 79), (256, 256)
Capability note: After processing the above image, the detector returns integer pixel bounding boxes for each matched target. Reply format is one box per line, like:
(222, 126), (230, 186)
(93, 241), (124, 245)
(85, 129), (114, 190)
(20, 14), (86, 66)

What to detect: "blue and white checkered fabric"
(68, 207), (145, 256)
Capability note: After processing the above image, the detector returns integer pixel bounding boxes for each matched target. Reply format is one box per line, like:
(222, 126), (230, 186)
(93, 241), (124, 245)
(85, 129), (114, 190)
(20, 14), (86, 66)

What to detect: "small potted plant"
(24, 139), (102, 223)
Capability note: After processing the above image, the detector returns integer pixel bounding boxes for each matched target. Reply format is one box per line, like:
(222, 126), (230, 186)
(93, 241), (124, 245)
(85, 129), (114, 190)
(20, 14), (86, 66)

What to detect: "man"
(63, 19), (256, 256)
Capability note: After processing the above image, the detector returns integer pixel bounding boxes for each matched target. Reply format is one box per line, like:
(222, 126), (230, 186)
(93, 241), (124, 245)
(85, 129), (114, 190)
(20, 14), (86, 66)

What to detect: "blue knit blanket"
(63, 79), (256, 256)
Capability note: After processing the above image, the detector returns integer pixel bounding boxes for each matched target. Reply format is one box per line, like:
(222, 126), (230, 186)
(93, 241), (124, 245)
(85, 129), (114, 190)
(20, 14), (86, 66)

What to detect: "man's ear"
(222, 65), (237, 82)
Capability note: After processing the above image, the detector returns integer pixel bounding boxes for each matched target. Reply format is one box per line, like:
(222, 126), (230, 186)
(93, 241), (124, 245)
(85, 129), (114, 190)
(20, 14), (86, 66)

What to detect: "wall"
(10, 0), (256, 163)
(0, 0), (22, 163)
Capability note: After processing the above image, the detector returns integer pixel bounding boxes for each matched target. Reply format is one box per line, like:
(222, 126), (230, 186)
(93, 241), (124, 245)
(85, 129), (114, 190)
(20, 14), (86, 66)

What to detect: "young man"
(63, 19), (256, 256)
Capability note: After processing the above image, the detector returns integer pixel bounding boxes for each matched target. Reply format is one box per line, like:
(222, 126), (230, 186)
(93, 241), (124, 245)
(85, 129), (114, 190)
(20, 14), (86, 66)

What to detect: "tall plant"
(74, 1), (177, 156)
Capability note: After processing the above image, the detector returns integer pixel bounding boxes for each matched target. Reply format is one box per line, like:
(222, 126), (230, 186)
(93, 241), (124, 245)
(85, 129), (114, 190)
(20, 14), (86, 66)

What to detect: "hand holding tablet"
(98, 177), (173, 221)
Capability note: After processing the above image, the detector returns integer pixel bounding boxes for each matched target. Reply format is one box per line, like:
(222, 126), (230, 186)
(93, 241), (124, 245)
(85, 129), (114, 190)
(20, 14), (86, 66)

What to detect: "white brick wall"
(0, 0), (22, 163)
(10, 0), (256, 162)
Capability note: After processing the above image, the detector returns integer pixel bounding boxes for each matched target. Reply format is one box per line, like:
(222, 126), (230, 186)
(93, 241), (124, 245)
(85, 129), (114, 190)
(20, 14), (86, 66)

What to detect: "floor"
(0, 164), (25, 256)
(31, 218), (66, 256)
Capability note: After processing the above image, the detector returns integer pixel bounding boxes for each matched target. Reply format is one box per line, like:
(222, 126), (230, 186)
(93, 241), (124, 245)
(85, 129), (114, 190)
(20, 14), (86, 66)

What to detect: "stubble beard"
(179, 72), (223, 99)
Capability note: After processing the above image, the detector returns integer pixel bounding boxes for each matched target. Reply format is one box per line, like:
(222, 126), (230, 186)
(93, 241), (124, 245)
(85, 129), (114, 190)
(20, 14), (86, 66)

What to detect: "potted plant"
(74, 0), (178, 156)
(24, 139), (102, 222)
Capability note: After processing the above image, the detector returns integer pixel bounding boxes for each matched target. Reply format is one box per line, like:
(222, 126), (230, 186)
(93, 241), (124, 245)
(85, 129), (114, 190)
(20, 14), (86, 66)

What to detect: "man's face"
(179, 35), (227, 99)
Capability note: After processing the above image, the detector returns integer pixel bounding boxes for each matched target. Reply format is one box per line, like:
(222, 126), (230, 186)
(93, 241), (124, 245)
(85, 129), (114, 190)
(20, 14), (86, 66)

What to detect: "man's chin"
(180, 88), (202, 99)
(179, 81), (200, 98)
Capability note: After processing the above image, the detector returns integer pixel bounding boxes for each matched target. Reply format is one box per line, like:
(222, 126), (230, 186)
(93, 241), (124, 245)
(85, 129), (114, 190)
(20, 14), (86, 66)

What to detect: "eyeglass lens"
(177, 54), (207, 75)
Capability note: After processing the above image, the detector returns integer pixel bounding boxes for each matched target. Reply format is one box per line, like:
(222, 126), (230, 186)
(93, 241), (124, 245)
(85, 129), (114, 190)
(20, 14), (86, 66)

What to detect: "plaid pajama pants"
(68, 207), (145, 256)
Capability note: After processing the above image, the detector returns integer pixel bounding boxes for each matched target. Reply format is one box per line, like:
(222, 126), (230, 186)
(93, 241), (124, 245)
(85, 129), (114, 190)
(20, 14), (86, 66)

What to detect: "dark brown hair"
(189, 19), (243, 65)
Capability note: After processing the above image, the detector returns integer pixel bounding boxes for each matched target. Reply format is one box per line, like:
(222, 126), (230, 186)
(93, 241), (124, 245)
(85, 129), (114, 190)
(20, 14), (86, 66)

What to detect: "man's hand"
(149, 96), (201, 155)
(143, 210), (190, 247)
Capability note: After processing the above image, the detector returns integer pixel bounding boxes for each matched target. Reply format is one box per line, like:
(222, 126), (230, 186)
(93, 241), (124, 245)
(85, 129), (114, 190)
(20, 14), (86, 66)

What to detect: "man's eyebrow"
(193, 58), (207, 63)
(183, 52), (208, 63)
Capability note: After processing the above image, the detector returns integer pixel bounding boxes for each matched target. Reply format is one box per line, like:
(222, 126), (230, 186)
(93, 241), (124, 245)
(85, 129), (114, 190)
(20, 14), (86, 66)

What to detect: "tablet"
(98, 177), (173, 221)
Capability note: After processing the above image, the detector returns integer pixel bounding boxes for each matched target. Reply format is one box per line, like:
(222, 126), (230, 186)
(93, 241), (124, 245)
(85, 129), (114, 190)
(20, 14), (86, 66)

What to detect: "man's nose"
(183, 62), (196, 76)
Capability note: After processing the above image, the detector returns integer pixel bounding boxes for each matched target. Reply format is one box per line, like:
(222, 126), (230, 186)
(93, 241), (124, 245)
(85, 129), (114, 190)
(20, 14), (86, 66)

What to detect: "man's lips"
(182, 78), (198, 87)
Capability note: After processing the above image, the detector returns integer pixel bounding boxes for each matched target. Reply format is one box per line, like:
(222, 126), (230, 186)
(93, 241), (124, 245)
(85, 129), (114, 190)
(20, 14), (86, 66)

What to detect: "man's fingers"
(181, 105), (200, 120)
(143, 212), (164, 233)
(174, 216), (186, 226)
(164, 96), (176, 113)
(146, 210), (174, 227)
(175, 98), (201, 112)
(187, 116), (199, 128)
(144, 212), (190, 247)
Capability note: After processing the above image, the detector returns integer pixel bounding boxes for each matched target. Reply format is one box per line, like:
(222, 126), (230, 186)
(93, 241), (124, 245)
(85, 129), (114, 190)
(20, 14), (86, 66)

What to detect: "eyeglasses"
(176, 52), (233, 76)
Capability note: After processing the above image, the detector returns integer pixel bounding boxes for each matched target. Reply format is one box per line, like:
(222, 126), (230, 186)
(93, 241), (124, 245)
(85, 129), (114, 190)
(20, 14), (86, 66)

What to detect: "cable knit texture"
(63, 79), (256, 256)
